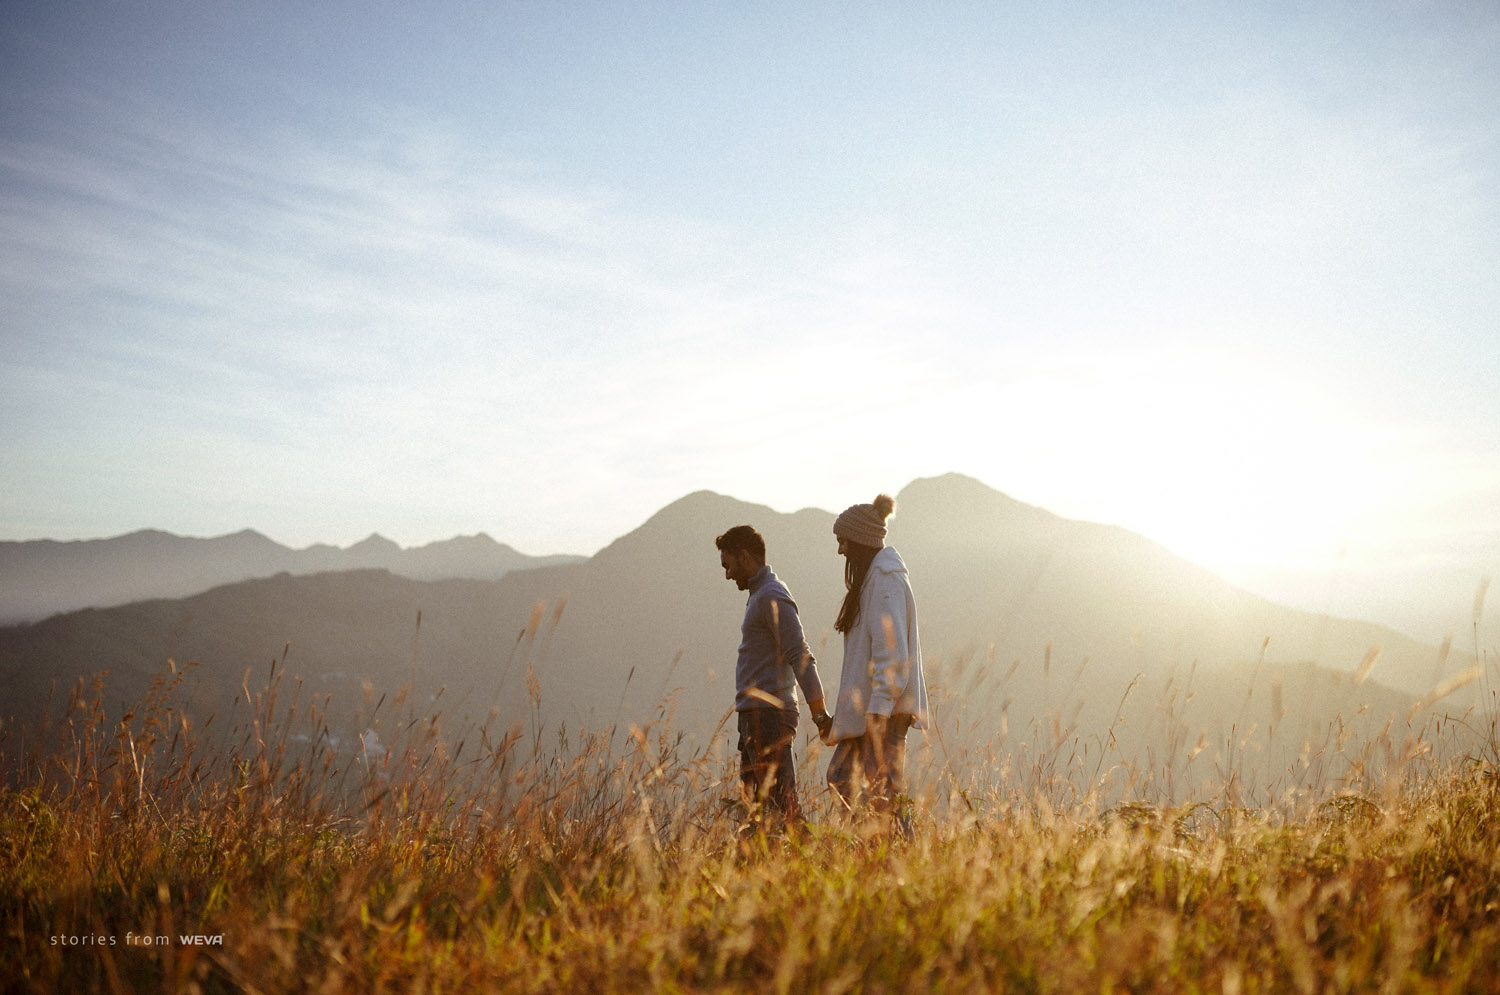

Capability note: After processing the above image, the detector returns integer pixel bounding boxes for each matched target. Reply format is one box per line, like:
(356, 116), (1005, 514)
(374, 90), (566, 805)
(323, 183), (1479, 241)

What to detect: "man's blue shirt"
(736, 565), (824, 712)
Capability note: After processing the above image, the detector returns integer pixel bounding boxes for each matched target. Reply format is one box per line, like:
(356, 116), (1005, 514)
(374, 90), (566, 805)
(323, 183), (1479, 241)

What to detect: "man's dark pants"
(736, 706), (800, 825)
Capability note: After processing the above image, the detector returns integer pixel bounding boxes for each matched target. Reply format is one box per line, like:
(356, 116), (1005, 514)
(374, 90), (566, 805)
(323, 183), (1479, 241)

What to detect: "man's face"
(721, 548), (757, 590)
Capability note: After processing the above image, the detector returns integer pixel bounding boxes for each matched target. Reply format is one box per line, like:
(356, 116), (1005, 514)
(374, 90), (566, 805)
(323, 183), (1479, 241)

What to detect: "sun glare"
(947, 348), (1405, 575)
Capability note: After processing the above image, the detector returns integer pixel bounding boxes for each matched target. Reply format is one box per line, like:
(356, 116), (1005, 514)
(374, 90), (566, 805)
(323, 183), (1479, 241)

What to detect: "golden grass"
(3, 653), (1499, 994)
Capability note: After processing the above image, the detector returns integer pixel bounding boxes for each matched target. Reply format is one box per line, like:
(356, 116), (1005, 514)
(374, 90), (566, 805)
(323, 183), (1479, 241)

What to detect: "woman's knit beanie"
(833, 493), (896, 549)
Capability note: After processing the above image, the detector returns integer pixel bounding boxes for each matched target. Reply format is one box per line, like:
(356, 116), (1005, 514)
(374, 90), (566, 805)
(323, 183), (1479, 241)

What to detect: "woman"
(825, 493), (928, 833)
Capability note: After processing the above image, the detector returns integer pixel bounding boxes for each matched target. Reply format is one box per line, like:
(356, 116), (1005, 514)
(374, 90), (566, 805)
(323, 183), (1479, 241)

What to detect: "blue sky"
(2, 2), (1497, 642)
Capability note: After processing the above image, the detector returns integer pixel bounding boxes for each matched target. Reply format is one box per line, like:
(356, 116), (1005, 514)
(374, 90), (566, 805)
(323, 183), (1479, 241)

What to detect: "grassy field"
(3, 659), (1499, 994)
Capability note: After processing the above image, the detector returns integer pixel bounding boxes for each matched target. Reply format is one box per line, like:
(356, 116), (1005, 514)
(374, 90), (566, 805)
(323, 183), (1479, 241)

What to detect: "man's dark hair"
(715, 525), (765, 561)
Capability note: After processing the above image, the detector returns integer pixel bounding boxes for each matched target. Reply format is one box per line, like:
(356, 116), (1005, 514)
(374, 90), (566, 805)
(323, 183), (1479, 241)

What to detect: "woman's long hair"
(834, 541), (880, 634)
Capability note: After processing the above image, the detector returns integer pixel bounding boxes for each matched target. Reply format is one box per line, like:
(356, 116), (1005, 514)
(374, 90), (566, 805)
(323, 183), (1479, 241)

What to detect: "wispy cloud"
(2, 31), (1498, 578)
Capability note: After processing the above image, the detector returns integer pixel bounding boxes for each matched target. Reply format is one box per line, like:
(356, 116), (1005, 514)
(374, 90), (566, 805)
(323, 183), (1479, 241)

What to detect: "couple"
(716, 493), (928, 834)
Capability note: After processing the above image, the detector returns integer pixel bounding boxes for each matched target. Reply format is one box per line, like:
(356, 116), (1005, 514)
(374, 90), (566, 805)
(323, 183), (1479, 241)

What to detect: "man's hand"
(813, 710), (833, 743)
(809, 697), (833, 743)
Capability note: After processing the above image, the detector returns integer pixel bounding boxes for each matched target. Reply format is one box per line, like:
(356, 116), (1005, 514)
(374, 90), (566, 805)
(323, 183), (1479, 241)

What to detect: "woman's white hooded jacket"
(829, 545), (929, 743)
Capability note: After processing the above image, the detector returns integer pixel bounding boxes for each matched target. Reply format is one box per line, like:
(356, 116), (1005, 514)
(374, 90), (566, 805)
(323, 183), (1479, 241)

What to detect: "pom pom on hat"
(834, 493), (896, 548)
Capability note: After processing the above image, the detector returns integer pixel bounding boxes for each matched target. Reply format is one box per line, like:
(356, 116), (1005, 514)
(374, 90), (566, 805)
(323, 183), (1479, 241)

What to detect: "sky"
(2, 1), (1497, 645)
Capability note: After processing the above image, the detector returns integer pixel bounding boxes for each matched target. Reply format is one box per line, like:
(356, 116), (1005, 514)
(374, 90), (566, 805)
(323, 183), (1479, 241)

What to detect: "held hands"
(809, 697), (833, 744)
(812, 709), (833, 744)
(807, 709), (888, 748)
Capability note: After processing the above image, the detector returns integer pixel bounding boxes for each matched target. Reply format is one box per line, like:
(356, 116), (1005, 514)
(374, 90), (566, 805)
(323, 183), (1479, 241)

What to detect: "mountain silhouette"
(0, 475), (1470, 800)
(0, 528), (583, 624)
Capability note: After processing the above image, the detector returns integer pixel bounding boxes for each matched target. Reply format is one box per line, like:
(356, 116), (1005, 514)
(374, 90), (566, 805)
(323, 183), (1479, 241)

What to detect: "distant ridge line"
(0, 527), (584, 624)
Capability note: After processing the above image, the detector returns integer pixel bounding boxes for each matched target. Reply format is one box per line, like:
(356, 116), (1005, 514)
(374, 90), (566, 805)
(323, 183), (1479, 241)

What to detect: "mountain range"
(0, 474), (1478, 801)
(0, 528), (583, 624)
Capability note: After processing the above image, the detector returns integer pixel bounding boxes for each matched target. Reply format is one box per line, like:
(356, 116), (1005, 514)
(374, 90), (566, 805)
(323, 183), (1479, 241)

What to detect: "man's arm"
(771, 594), (830, 736)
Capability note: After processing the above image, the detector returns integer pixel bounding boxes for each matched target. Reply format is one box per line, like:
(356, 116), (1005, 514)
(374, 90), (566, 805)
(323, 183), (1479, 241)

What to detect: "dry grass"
(3, 648), (1499, 994)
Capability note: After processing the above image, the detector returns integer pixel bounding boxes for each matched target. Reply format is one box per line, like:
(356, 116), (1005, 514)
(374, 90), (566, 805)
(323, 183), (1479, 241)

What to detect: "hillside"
(0, 475), (1478, 798)
(7, 671), (1498, 994)
(0, 528), (584, 624)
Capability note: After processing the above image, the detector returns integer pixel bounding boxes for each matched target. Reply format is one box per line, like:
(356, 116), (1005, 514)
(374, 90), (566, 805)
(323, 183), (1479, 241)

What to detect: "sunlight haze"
(2, 1), (1497, 645)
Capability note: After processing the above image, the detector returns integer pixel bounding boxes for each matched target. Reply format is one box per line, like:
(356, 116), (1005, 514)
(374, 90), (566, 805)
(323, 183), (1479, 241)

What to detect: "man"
(716, 524), (831, 829)
(826, 493), (928, 837)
